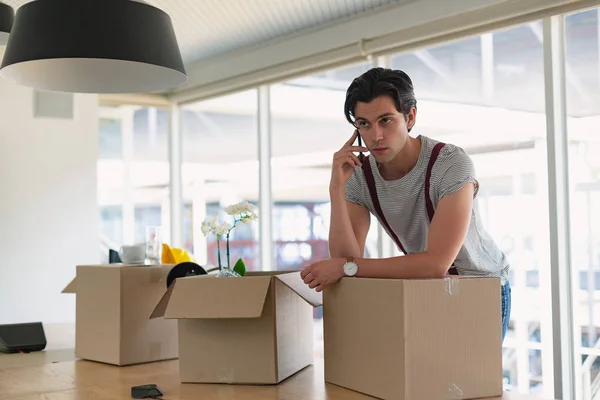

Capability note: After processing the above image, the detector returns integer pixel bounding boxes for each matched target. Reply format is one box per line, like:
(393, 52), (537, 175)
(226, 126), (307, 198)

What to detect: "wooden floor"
(0, 358), (556, 400)
(0, 324), (555, 400)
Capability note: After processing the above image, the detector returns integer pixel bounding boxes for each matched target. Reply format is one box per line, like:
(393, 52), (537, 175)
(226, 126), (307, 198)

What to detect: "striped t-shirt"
(344, 134), (510, 285)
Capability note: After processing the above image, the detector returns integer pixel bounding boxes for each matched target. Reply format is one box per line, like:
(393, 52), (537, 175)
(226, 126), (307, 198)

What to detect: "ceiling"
(3, 0), (588, 102)
(3, 0), (412, 65)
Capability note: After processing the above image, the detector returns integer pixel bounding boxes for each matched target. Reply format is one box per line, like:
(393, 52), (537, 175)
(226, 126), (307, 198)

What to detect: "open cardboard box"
(150, 270), (322, 384)
(323, 275), (504, 400)
(62, 264), (179, 366)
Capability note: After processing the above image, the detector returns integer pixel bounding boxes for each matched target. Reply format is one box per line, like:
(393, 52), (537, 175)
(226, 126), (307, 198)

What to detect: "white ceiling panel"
(3, 0), (412, 64)
(147, 0), (410, 63)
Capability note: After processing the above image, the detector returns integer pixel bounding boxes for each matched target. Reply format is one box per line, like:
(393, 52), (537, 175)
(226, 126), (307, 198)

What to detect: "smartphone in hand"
(356, 130), (364, 163)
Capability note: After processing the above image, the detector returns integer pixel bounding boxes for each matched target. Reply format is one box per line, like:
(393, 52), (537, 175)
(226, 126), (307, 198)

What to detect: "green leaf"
(233, 258), (246, 276)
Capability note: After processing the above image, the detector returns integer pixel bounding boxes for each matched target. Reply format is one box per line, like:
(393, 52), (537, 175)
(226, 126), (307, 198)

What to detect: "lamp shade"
(0, 0), (187, 93)
(0, 2), (13, 46)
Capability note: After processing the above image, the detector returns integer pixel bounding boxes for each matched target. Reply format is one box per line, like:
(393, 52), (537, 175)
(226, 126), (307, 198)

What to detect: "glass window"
(99, 117), (122, 159)
(181, 90), (260, 271)
(97, 106), (171, 263)
(565, 7), (600, 400)
(98, 116), (124, 254)
(98, 115), (125, 259)
(391, 21), (552, 396)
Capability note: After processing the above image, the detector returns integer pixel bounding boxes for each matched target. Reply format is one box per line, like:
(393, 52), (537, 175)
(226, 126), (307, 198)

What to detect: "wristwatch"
(343, 256), (358, 277)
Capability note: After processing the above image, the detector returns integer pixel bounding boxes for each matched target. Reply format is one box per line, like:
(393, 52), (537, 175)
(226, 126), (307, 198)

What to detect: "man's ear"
(406, 107), (417, 130)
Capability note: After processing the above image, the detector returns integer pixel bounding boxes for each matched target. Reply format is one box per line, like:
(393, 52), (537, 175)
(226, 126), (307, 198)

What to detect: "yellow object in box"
(161, 243), (195, 264)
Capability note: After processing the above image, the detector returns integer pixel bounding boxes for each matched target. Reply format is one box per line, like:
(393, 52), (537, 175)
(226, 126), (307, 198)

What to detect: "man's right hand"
(330, 130), (368, 191)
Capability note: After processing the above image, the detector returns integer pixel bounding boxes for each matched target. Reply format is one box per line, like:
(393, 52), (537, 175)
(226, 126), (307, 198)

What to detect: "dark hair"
(344, 67), (417, 131)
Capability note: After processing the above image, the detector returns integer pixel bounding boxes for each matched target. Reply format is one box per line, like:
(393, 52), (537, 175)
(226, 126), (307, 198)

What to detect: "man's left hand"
(300, 258), (345, 292)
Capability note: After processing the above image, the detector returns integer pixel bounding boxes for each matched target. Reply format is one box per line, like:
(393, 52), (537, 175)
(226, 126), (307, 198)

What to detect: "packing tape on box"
(217, 367), (235, 384)
(448, 383), (464, 399)
(444, 277), (460, 295)
(445, 278), (463, 399)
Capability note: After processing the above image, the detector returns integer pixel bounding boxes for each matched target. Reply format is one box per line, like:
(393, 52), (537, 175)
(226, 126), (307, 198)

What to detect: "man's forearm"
(354, 252), (449, 279)
(328, 186), (361, 258)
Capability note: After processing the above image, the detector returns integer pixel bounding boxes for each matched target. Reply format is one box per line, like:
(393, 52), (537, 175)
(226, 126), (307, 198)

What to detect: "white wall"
(0, 78), (100, 325)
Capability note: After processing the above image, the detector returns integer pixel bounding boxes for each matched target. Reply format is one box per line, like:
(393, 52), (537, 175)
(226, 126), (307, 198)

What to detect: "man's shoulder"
(421, 135), (472, 167)
(420, 136), (478, 197)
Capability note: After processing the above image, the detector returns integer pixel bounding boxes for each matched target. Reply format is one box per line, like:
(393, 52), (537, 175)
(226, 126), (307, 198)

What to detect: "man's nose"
(373, 125), (384, 141)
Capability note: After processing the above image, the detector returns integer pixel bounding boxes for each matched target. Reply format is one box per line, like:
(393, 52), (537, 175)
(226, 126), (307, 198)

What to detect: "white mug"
(118, 243), (145, 264)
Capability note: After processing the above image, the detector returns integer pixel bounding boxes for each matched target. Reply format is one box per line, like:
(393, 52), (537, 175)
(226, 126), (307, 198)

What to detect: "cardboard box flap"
(275, 272), (322, 307)
(62, 277), (77, 294)
(156, 275), (273, 319)
(150, 280), (176, 319)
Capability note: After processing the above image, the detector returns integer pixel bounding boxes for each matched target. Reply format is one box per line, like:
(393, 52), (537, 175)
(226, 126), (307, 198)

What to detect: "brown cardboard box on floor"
(150, 270), (322, 384)
(323, 276), (504, 400)
(62, 264), (179, 366)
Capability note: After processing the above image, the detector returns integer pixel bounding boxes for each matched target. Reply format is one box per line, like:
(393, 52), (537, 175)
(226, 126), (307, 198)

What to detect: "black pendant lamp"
(0, 2), (14, 46)
(0, 0), (187, 94)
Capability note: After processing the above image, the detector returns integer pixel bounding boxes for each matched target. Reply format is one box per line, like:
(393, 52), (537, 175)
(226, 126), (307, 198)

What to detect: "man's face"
(353, 95), (415, 164)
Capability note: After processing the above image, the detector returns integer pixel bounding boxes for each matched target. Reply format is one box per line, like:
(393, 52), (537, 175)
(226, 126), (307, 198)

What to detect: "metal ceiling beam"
(284, 76), (351, 90)
(98, 93), (173, 108)
(166, 0), (510, 103)
(166, 0), (595, 104)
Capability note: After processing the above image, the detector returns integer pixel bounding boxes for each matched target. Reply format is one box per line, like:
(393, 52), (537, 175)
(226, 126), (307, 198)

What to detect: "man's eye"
(381, 118), (392, 124)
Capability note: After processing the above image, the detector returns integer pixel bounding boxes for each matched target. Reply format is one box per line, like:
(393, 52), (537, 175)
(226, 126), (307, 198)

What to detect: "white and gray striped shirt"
(345, 134), (510, 285)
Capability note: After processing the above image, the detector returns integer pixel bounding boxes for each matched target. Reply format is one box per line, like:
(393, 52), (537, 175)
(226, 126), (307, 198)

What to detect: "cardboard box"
(62, 264), (179, 366)
(323, 276), (503, 400)
(150, 270), (322, 384)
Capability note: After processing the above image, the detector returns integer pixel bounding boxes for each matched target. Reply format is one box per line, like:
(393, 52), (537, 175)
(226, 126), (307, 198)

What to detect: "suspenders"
(361, 142), (459, 275)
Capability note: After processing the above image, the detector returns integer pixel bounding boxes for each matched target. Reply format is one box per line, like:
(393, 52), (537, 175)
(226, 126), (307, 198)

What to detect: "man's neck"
(378, 136), (421, 181)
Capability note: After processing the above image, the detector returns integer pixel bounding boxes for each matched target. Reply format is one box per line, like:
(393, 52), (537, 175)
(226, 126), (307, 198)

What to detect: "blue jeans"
(501, 282), (512, 341)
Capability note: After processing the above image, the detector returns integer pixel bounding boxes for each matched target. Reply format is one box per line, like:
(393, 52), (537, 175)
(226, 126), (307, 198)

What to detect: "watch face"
(344, 261), (358, 276)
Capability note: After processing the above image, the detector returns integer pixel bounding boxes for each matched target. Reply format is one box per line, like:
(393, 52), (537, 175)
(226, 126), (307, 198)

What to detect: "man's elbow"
(427, 254), (455, 278)
(428, 267), (448, 279)
(328, 241), (362, 259)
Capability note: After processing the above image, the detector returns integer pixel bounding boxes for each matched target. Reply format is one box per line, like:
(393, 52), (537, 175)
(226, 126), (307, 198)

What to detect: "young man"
(300, 67), (512, 339)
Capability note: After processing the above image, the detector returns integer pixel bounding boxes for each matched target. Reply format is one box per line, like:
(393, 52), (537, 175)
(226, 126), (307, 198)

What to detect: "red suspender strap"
(362, 156), (408, 255)
(425, 142), (459, 276)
